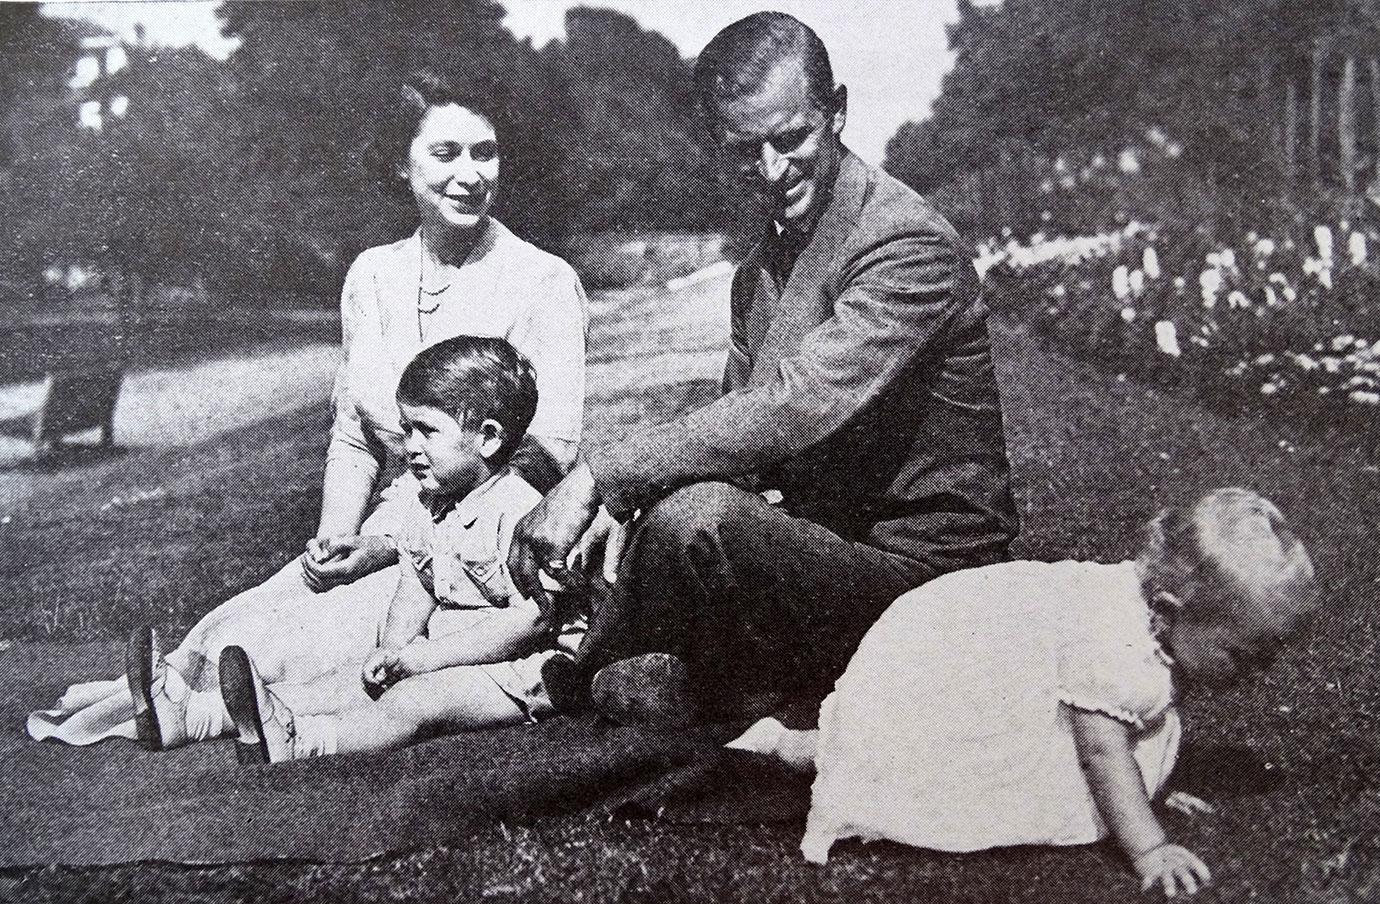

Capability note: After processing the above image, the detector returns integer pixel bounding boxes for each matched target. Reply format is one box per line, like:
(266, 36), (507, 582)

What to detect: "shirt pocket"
(463, 556), (515, 606)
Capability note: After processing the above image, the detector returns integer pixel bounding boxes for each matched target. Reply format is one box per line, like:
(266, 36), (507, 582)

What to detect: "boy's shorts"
(428, 607), (585, 723)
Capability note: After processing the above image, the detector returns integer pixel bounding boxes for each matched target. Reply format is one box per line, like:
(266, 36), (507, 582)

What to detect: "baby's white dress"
(802, 560), (1181, 863)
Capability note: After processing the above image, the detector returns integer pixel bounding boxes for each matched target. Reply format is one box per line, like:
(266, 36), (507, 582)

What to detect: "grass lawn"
(0, 304), (1376, 903)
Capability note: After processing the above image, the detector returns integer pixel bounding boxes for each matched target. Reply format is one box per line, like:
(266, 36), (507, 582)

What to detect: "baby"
(219, 335), (581, 762)
(730, 488), (1319, 897)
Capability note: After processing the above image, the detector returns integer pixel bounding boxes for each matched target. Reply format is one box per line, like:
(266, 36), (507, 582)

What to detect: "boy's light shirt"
(393, 467), (553, 610)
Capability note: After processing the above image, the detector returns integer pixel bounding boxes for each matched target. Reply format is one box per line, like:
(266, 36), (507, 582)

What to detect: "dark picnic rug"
(0, 641), (812, 867)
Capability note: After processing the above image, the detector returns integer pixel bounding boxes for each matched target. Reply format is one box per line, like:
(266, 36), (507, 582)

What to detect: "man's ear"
(830, 84), (848, 137)
(476, 418), (507, 460)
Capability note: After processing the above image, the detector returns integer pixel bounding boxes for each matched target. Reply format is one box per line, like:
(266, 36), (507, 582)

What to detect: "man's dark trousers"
(575, 481), (963, 717)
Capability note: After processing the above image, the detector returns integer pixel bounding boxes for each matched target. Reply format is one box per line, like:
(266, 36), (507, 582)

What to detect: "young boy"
(220, 336), (581, 763)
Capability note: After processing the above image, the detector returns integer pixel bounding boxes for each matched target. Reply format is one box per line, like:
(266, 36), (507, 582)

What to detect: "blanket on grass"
(0, 642), (811, 868)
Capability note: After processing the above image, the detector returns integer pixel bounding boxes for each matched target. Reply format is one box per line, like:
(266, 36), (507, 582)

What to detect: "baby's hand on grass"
(1136, 843), (1211, 897)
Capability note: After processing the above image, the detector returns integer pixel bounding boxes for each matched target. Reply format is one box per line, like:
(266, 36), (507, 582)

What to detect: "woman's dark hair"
(396, 335), (538, 462)
(366, 68), (509, 197)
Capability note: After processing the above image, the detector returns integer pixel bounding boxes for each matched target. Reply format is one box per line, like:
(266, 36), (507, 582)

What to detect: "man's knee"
(635, 481), (757, 552)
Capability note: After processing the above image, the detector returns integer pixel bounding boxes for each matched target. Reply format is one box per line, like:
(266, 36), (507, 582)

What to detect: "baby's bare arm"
(1072, 709), (1210, 896)
(1072, 709), (1167, 857)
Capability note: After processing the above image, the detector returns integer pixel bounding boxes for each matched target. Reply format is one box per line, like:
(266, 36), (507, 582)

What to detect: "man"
(510, 11), (1018, 724)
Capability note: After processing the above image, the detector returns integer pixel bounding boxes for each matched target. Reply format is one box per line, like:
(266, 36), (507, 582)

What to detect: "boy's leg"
(333, 667), (526, 755)
(269, 663), (373, 716)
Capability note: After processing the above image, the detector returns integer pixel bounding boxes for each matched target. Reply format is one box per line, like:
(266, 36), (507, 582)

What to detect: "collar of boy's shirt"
(424, 466), (513, 528)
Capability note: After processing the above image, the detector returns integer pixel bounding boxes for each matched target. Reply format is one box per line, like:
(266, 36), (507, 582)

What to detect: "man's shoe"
(589, 653), (696, 729)
(540, 653), (592, 714)
(219, 645), (295, 764)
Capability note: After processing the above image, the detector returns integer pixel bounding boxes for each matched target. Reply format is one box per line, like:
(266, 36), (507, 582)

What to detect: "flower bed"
(978, 220), (1380, 428)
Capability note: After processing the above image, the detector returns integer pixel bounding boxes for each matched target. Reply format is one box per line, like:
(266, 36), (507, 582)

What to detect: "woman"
(28, 70), (588, 749)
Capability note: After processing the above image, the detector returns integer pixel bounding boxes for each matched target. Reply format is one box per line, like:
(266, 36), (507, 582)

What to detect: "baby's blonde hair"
(1138, 488), (1319, 625)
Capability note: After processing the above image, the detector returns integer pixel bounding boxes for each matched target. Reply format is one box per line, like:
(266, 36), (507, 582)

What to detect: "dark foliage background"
(0, 2), (726, 305)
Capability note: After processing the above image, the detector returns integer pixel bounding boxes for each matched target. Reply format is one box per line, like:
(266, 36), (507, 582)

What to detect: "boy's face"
(398, 402), (495, 498)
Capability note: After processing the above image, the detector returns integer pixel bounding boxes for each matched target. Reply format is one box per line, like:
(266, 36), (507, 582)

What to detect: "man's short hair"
(693, 12), (835, 117)
(396, 336), (538, 461)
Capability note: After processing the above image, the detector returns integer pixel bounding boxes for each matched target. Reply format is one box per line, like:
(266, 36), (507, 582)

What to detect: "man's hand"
(302, 534), (397, 592)
(509, 459), (602, 628)
(361, 646), (398, 698)
(568, 505), (631, 585)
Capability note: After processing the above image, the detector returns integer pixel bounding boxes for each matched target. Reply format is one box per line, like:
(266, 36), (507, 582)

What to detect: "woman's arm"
(1071, 708), (1211, 896)
(315, 457), (379, 538)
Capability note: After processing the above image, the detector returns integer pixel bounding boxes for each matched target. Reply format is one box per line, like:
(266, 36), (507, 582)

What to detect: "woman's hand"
(1135, 843), (1211, 897)
(302, 534), (398, 592)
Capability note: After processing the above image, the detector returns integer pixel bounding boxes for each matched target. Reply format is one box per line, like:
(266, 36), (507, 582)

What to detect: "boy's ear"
(475, 418), (507, 460)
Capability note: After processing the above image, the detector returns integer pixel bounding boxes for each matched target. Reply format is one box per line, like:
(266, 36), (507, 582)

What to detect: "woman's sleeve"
(325, 255), (387, 486)
(511, 263), (588, 448)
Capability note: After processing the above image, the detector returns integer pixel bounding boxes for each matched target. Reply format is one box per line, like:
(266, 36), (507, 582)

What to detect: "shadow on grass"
(0, 444), (129, 473)
(1173, 742), (1283, 797)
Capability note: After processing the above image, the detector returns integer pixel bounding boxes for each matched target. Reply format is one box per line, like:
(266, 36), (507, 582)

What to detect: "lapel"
(748, 151), (870, 385)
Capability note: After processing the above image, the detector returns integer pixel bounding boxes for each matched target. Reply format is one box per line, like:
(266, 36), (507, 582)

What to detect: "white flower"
(1260, 383), (1279, 395)
(1219, 248), (1237, 270)
(1173, 276), (1187, 291)
(1316, 224), (1335, 257)
(1155, 320), (1181, 356)
(1129, 269), (1146, 297)
(1351, 231), (1368, 266)
(1118, 148), (1140, 173)
(1332, 334), (1356, 351)
(1264, 286), (1279, 307)
(1143, 247), (1161, 279)
(1255, 237), (1276, 257)
(1113, 265), (1131, 300)
(1200, 268), (1222, 303)
(1349, 389), (1380, 404)
(1255, 353), (1277, 366)
(1121, 306), (1137, 323)
(1228, 290), (1250, 309)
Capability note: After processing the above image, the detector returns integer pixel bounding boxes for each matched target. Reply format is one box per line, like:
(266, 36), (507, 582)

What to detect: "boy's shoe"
(589, 653), (696, 729)
(218, 645), (295, 764)
(125, 626), (190, 750)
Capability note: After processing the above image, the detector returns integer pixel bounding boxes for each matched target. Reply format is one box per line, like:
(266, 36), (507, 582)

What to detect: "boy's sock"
(181, 686), (230, 742)
(292, 714), (339, 758)
(158, 666), (230, 744)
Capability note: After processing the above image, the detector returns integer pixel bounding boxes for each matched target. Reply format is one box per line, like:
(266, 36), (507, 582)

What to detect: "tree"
(541, 7), (721, 234)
